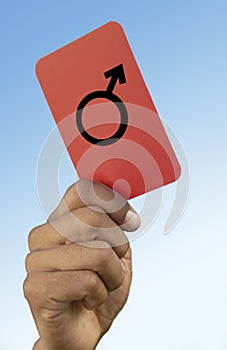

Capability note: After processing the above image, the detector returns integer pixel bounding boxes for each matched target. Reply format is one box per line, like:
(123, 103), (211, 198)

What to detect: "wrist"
(33, 338), (100, 350)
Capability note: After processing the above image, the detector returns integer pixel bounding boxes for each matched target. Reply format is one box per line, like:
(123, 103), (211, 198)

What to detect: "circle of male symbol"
(76, 64), (128, 146)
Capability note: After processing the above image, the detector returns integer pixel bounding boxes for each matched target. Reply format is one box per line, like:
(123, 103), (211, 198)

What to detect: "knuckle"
(28, 227), (39, 250)
(86, 272), (108, 303)
(25, 252), (33, 272)
(23, 273), (50, 304)
(23, 274), (35, 300)
(86, 271), (100, 291)
(28, 224), (47, 250)
(25, 251), (40, 272)
(23, 276), (30, 300)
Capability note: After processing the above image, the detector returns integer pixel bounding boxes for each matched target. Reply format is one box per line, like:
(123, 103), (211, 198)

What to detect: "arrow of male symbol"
(104, 64), (127, 92)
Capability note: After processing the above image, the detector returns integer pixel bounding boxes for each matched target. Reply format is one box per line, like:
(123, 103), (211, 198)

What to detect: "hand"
(24, 180), (140, 350)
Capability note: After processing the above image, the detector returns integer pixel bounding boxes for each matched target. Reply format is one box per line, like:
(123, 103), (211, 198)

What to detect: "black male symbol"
(76, 64), (128, 146)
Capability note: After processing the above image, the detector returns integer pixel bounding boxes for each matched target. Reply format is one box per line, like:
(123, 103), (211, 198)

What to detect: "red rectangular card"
(36, 21), (181, 199)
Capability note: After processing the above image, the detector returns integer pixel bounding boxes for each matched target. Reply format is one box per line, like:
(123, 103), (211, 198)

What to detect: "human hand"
(24, 180), (140, 350)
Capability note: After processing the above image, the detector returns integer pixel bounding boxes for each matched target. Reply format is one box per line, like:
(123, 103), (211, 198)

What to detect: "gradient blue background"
(1, 1), (227, 349)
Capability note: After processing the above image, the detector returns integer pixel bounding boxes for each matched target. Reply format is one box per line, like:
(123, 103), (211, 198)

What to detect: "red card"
(36, 21), (181, 199)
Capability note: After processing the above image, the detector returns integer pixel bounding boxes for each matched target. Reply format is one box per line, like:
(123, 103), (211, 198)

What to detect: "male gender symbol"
(76, 64), (128, 146)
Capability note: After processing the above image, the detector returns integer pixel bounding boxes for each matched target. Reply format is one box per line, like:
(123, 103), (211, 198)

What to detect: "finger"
(25, 241), (124, 292)
(28, 206), (128, 257)
(23, 270), (108, 312)
(49, 180), (141, 232)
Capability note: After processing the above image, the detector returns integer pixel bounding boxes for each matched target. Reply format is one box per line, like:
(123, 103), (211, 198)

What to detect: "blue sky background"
(1, 1), (227, 349)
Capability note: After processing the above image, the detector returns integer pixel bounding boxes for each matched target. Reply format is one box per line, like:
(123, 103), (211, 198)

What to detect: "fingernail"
(121, 209), (141, 232)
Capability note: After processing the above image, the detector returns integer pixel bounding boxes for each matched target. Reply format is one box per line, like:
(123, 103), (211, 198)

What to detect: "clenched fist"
(24, 180), (140, 350)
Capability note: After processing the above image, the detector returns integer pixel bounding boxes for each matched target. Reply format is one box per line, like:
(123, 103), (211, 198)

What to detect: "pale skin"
(24, 180), (141, 350)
